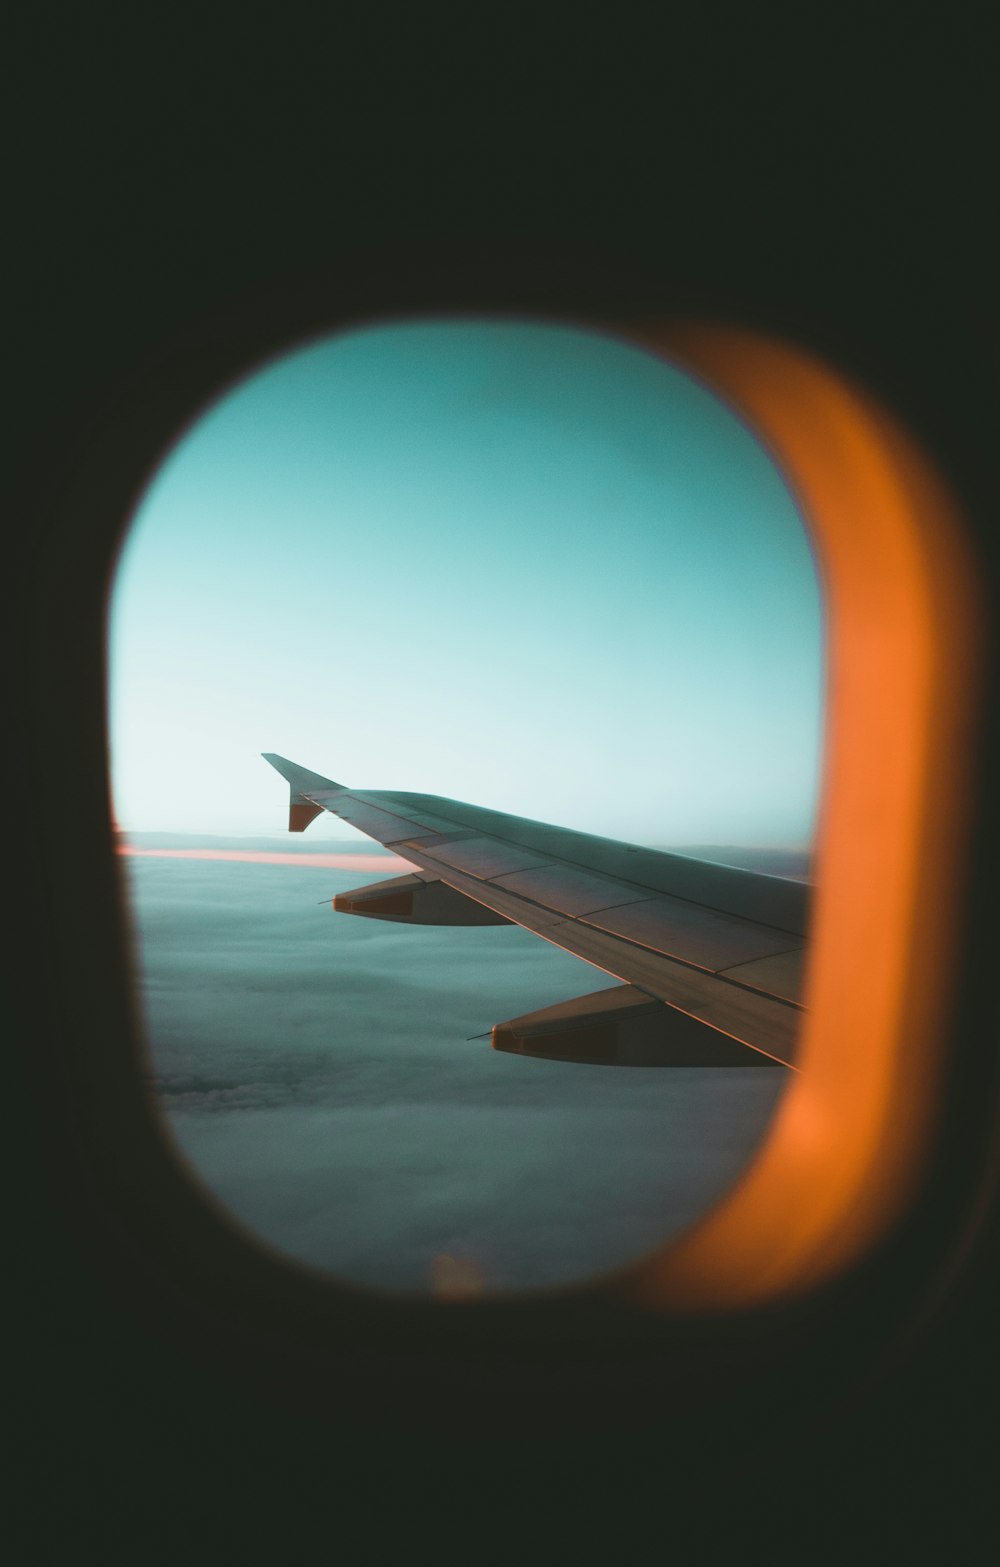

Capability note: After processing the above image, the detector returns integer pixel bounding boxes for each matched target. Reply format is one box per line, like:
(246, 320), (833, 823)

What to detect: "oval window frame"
(33, 277), (985, 1412)
(612, 320), (983, 1309)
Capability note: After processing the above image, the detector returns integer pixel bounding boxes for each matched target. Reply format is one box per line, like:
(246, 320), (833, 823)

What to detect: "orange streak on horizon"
(117, 845), (414, 873)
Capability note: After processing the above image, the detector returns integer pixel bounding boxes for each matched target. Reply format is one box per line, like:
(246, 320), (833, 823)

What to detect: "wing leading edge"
(262, 753), (810, 1067)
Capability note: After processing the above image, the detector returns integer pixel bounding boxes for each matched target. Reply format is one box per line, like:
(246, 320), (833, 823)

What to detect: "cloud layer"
(124, 842), (787, 1294)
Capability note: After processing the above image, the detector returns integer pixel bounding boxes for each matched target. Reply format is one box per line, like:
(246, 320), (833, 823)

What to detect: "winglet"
(261, 753), (345, 833)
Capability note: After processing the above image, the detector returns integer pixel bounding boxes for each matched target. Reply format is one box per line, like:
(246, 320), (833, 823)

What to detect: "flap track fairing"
(333, 873), (512, 926)
(491, 984), (778, 1066)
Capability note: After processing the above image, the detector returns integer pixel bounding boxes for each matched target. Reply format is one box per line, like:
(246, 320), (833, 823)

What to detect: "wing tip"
(262, 752), (345, 832)
(261, 753), (344, 792)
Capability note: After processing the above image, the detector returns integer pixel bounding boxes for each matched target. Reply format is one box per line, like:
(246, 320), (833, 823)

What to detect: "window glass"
(111, 320), (822, 1294)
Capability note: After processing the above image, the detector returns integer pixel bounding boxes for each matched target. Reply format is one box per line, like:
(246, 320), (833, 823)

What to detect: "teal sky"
(110, 319), (824, 847)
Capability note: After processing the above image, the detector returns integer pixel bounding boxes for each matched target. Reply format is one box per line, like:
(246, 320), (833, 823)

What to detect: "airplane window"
(109, 319), (823, 1296)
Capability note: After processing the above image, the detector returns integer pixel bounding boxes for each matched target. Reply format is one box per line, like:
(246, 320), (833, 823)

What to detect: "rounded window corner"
(614, 320), (985, 1310)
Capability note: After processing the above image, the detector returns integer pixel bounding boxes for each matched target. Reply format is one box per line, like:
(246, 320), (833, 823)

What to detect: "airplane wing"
(262, 753), (809, 1069)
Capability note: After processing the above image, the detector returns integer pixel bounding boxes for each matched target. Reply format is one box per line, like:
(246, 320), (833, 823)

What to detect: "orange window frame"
(608, 322), (984, 1309)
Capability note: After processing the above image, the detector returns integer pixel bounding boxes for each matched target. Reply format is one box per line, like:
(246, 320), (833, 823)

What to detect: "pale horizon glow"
(110, 319), (824, 848)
